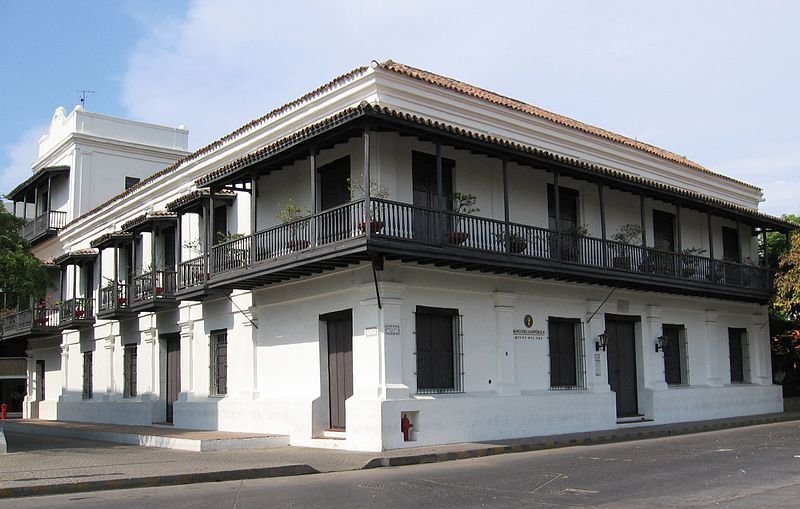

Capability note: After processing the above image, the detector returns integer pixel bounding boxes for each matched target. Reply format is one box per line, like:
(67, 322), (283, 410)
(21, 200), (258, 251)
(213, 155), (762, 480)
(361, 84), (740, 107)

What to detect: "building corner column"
(179, 320), (195, 399)
(239, 306), (260, 399)
(360, 282), (409, 401)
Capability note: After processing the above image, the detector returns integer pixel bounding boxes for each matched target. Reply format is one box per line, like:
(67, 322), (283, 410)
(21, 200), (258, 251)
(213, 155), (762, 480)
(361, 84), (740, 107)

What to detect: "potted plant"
(681, 247), (707, 277)
(447, 192), (479, 244)
(611, 224), (643, 269)
(276, 198), (310, 251)
(494, 230), (529, 254)
(349, 175), (390, 234)
(555, 224), (588, 261)
(216, 232), (248, 268)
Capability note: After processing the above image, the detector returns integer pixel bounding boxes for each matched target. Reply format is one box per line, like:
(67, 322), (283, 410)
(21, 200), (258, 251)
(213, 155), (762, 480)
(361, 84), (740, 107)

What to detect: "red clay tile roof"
(377, 60), (758, 191)
(54, 248), (97, 265)
(90, 232), (134, 248)
(120, 211), (177, 232)
(165, 189), (236, 212)
(196, 102), (794, 230)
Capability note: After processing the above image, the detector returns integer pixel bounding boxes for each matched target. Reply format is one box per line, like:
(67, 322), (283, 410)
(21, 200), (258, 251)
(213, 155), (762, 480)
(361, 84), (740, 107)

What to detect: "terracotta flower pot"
(358, 220), (385, 234)
(447, 231), (469, 245)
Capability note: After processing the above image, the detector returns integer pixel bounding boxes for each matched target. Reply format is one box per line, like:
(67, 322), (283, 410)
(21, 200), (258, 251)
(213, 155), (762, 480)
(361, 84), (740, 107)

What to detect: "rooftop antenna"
(77, 89), (95, 108)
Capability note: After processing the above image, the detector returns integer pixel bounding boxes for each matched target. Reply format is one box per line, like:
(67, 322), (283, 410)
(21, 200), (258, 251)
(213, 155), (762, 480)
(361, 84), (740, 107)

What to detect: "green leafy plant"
(612, 224), (643, 245)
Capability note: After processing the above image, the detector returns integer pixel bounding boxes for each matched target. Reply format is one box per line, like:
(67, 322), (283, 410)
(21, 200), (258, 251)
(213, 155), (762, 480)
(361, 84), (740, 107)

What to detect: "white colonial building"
(1, 61), (792, 451)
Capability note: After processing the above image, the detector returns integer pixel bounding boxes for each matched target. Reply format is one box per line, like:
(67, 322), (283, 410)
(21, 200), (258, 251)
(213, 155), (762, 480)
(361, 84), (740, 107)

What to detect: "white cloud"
(117, 0), (800, 218)
(0, 125), (44, 200)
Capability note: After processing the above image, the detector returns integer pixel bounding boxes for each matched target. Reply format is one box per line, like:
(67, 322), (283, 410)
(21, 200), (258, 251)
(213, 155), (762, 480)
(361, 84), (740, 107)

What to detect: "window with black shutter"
(728, 328), (749, 383)
(548, 318), (584, 389)
(82, 351), (93, 400)
(415, 306), (462, 393)
(123, 344), (138, 398)
(662, 324), (687, 385)
(210, 330), (228, 395)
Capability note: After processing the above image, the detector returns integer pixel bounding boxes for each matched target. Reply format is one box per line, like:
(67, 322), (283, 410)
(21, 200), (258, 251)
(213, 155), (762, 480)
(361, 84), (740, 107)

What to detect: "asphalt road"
(5, 420), (800, 509)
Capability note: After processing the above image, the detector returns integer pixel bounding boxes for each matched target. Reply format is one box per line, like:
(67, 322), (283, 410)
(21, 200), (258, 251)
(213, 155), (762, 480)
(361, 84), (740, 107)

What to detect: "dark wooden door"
(165, 334), (181, 423)
(326, 311), (353, 430)
(412, 151), (453, 242)
(318, 156), (351, 244)
(606, 317), (639, 417)
(36, 360), (45, 400)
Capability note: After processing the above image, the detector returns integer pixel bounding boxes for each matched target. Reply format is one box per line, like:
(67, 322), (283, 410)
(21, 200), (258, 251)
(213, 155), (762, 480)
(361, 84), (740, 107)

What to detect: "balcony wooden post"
(676, 205), (683, 252)
(151, 224), (157, 292)
(640, 195), (647, 247)
(208, 189), (216, 277)
(113, 242), (119, 304)
(553, 170), (561, 234)
(436, 143), (443, 242)
(363, 129), (372, 241)
(175, 212), (182, 271)
(309, 150), (317, 246)
(22, 195), (27, 222)
(502, 159), (510, 252)
(598, 183), (607, 266)
(761, 229), (768, 267)
(131, 236), (136, 299)
(97, 246), (103, 307)
(47, 174), (52, 214)
(251, 172), (259, 261)
(707, 212), (715, 281)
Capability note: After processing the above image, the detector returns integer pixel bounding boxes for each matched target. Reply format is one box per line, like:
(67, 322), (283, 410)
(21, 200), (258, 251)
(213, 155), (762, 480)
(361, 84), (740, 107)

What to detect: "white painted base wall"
(28, 264), (784, 451)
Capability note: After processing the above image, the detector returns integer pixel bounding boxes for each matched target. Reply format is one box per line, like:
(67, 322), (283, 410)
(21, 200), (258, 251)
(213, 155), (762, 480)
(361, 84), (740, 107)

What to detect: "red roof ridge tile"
(377, 60), (759, 191)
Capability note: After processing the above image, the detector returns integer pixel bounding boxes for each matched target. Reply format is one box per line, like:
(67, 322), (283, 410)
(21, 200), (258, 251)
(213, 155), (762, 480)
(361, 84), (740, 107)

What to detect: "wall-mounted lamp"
(596, 332), (609, 352)
(655, 335), (668, 353)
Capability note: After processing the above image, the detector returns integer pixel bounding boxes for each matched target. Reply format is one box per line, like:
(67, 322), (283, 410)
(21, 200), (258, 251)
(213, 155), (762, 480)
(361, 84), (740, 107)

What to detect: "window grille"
(123, 344), (138, 398)
(82, 351), (93, 400)
(414, 307), (464, 394)
(210, 329), (228, 396)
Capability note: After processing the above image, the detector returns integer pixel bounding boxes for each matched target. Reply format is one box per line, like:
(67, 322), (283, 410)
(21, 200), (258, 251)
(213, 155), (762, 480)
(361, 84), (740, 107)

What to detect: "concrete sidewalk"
(2, 410), (799, 499)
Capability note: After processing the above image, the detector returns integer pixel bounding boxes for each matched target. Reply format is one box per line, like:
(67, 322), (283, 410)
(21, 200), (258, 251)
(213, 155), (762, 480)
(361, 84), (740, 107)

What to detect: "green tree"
(765, 214), (800, 271)
(0, 205), (50, 312)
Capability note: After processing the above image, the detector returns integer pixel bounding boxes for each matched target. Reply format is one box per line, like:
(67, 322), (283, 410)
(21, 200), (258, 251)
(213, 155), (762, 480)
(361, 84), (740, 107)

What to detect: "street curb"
(0, 464), (318, 499)
(2, 412), (798, 498)
(362, 412), (800, 469)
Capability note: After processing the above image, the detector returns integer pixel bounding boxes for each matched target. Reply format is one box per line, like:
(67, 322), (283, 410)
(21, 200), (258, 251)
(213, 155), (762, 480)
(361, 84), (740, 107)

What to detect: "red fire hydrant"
(401, 413), (413, 442)
(1, 403), (6, 421)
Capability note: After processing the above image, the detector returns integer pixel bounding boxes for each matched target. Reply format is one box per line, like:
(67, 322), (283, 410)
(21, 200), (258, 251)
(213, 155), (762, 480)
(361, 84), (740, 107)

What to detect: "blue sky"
(2, 0), (798, 216)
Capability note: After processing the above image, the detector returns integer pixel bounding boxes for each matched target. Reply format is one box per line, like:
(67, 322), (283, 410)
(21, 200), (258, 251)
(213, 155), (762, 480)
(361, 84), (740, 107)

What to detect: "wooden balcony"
(58, 297), (95, 330)
(0, 307), (60, 340)
(20, 210), (67, 244)
(178, 199), (771, 303)
(131, 271), (178, 311)
(97, 283), (137, 320)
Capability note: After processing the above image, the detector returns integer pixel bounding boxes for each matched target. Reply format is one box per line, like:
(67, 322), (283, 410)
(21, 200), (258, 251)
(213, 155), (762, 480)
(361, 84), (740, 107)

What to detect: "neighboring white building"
(0, 61), (793, 451)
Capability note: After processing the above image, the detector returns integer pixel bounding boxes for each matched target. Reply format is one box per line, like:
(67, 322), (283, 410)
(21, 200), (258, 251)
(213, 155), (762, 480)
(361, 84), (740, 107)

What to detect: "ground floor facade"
(21, 263), (781, 451)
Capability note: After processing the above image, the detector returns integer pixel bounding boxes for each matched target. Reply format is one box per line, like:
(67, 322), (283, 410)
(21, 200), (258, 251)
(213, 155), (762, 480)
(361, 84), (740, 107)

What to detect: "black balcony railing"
(98, 283), (131, 312)
(59, 297), (94, 326)
(0, 307), (60, 338)
(177, 198), (769, 293)
(178, 256), (207, 290)
(20, 210), (67, 242)
(133, 270), (177, 302)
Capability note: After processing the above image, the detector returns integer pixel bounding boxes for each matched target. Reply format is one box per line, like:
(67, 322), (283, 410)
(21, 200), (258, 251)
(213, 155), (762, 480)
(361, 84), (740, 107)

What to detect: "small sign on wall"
(365, 327), (378, 337)
(513, 314), (545, 340)
(385, 324), (400, 335)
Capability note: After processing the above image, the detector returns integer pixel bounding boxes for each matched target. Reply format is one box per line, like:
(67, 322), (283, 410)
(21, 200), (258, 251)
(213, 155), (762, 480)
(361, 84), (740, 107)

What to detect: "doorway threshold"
(617, 415), (653, 424)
